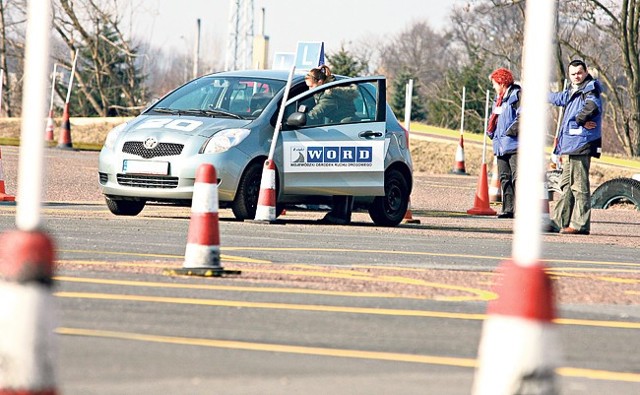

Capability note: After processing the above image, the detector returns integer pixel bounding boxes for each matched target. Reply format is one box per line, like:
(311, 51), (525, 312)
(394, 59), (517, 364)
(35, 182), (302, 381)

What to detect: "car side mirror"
(286, 112), (307, 127)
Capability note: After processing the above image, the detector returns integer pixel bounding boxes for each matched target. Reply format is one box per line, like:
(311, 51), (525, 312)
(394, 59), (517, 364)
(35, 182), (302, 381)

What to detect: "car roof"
(206, 69), (307, 82)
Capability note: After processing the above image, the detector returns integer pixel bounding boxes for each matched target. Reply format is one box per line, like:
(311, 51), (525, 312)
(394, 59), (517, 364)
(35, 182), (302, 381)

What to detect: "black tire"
(232, 162), (264, 220)
(368, 169), (410, 227)
(591, 177), (640, 210)
(105, 197), (145, 216)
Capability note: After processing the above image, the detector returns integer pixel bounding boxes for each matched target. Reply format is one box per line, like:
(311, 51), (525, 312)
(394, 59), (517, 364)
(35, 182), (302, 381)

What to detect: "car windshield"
(148, 76), (286, 120)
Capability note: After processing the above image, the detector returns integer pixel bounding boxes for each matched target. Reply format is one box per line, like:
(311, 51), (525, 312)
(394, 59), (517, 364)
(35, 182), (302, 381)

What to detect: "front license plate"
(122, 160), (169, 175)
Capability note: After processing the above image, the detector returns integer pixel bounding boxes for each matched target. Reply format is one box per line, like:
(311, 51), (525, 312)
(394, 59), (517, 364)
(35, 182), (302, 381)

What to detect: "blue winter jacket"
(548, 76), (602, 157)
(489, 84), (520, 156)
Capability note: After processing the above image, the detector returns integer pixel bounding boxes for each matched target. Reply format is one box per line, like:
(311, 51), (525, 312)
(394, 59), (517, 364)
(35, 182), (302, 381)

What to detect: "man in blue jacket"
(548, 60), (602, 235)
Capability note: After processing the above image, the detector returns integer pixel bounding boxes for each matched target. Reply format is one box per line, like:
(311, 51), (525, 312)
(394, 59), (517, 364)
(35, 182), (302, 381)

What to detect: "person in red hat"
(486, 67), (521, 219)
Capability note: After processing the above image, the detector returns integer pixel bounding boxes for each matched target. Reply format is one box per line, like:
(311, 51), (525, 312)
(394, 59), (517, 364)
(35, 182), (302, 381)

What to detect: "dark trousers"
(497, 153), (517, 214)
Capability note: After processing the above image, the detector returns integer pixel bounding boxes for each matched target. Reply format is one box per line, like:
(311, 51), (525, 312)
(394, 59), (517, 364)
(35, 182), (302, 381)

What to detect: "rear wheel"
(368, 169), (409, 227)
(105, 197), (145, 216)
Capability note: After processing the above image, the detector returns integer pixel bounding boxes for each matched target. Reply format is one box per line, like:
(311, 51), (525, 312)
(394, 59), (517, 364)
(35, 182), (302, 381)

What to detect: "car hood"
(123, 115), (253, 140)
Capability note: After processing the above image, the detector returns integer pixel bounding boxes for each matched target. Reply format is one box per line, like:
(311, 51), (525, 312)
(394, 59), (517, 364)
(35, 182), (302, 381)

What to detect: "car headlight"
(103, 122), (128, 150)
(201, 128), (250, 154)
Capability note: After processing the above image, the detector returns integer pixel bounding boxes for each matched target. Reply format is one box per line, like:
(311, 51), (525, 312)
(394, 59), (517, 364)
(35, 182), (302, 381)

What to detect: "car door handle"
(359, 131), (383, 138)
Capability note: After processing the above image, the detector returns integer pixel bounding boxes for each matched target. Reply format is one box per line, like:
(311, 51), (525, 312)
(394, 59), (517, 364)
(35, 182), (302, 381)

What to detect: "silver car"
(98, 70), (413, 226)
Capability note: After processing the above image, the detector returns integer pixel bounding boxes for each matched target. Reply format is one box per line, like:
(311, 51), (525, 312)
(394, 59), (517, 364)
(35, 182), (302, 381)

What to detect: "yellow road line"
(54, 291), (640, 329)
(56, 327), (477, 368)
(58, 247), (640, 269)
(54, 276), (420, 299)
(55, 327), (640, 383)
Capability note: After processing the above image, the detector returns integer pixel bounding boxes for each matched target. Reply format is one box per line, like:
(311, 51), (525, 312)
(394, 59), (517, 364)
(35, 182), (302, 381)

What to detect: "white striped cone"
(183, 164), (221, 269)
(0, 146), (16, 202)
(489, 156), (502, 203)
(472, 260), (560, 395)
(44, 110), (55, 142)
(0, 230), (58, 394)
(452, 134), (466, 174)
(254, 159), (277, 222)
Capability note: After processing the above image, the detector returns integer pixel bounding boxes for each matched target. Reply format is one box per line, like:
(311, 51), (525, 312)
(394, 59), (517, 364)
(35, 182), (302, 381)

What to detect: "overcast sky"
(128, 0), (467, 66)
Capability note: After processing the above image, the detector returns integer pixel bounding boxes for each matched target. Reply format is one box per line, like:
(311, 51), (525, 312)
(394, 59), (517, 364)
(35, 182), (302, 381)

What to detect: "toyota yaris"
(98, 69), (413, 226)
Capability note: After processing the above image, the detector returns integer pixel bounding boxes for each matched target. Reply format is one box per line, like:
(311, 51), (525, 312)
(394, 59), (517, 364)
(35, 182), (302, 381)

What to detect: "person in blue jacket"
(486, 68), (521, 218)
(547, 59), (602, 235)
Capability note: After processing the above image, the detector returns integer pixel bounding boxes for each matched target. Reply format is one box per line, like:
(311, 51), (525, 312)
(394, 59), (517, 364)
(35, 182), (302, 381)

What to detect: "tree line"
(1, 0), (638, 157)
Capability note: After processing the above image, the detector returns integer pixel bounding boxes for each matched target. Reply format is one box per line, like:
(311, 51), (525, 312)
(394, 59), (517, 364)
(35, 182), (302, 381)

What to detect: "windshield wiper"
(150, 107), (244, 120)
(188, 108), (244, 120)
(152, 107), (180, 114)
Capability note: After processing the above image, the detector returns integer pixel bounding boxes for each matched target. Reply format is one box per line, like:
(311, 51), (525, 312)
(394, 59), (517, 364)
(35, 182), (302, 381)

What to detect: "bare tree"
(556, 0), (640, 156)
(52, 0), (145, 116)
(0, 0), (27, 116)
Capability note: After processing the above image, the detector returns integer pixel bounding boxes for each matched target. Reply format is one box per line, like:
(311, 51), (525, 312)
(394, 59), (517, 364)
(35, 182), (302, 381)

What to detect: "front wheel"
(232, 162), (263, 220)
(368, 169), (409, 227)
(105, 197), (145, 216)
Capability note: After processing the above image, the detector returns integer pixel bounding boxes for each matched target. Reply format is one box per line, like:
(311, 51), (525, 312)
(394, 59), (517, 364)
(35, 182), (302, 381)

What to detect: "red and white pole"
(57, 50), (78, 149)
(1, 0), (59, 393)
(254, 65), (295, 222)
(472, 0), (561, 394)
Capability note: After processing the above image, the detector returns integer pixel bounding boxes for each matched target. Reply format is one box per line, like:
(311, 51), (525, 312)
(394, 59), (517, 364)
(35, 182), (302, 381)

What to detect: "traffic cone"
(44, 109), (55, 142)
(489, 156), (502, 203)
(403, 198), (420, 224)
(472, 259), (560, 394)
(254, 159), (278, 222)
(57, 102), (73, 149)
(0, 147), (15, 202)
(467, 163), (497, 216)
(165, 164), (240, 277)
(451, 134), (467, 174)
(0, 229), (58, 394)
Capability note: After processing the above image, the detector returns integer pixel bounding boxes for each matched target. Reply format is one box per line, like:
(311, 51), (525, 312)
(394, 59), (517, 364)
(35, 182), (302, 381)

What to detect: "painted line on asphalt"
(58, 247), (640, 270)
(54, 291), (640, 329)
(55, 327), (640, 383)
(54, 276), (425, 300)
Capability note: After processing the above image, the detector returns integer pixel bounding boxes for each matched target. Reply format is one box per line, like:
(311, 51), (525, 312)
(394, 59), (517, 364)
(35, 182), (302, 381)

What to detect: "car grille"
(122, 141), (184, 159)
(117, 174), (179, 189)
(98, 172), (108, 184)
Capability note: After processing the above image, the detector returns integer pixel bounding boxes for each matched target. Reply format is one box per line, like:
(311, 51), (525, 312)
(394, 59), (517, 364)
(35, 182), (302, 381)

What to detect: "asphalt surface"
(0, 146), (639, 394)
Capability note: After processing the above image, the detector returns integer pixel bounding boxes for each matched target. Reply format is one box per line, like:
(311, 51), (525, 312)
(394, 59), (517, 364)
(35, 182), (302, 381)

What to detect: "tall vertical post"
(403, 79), (413, 131)
(193, 18), (201, 79)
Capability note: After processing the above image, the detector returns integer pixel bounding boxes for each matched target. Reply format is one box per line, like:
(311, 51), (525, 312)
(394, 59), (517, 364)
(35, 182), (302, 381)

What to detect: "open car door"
(277, 76), (387, 196)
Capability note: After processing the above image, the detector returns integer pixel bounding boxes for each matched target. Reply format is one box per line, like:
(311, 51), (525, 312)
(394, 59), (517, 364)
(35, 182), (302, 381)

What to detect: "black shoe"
(318, 212), (349, 225)
(543, 225), (560, 233)
(497, 212), (514, 219)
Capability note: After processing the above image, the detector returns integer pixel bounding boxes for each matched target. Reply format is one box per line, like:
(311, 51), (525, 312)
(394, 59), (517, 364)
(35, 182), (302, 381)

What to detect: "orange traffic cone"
(44, 109), (55, 142)
(165, 164), (240, 277)
(467, 163), (497, 216)
(254, 159), (278, 222)
(451, 134), (467, 174)
(403, 198), (420, 224)
(489, 156), (502, 203)
(57, 102), (73, 149)
(0, 147), (15, 202)
(0, 229), (58, 394)
(472, 259), (560, 394)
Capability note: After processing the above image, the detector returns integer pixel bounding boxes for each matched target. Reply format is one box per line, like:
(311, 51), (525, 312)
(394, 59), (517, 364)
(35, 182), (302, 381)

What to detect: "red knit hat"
(490, 68), (514, 86)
